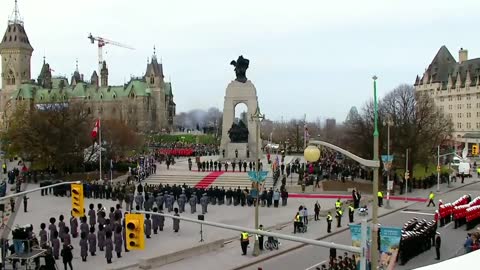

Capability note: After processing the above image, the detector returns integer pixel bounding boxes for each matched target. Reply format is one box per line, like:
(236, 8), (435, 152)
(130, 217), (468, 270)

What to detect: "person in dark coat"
(189, 193), (197, 213)
(79, 232), (88, 261)
(200, 193), (208, 214)
(105, 219), (113, 240)
(173, 208), (180, 233)
(58, 215), (66, 243)
(97, 224), (106, 251)
(88, 226), (97, 256)
(63, 227), (71, 246)
(152, 207), (160, 234)
(88, 204), (96, 227)
(51, 230), (60, 260)
(114, 226), (123, 258)
(61, 244), (74, 270)
(70, 212), (78, 238)
(105, 231), (113, 264)
(43, 245), (56, 270)
(145, 214), (152, 238)
(80, 216), (89, 236)
(48, 217), (57, 242)
(159, 209), (165, 231)
(39, 223), (48, 247)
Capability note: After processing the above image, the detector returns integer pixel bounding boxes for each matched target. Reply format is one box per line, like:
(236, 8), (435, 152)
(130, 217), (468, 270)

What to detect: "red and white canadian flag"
(91, 119), (100, 139)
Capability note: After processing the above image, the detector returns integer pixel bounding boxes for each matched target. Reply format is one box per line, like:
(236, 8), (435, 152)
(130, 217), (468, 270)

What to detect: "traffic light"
(126, 213), (145, 250)
(472, 144), (479, 156)
(405, 170), (410, 180)
(71, 184), (84, 218)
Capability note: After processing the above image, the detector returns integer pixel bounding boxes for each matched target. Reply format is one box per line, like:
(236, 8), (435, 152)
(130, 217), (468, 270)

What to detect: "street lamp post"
(383, 118), (393, 209)
(250, 105), (264, 257)
(437, 145), (440, 192)
(371, 75), (380, 270)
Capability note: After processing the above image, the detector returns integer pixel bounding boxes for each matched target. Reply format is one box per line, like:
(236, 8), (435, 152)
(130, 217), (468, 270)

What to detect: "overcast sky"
(1, 0), (479, 122)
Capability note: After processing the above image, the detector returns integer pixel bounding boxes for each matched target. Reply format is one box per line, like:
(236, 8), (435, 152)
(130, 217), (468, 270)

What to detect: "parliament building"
(0, 2), (176, 133)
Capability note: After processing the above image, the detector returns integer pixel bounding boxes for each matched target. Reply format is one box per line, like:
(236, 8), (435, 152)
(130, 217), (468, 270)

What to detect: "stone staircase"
(145, 172), (276, 190)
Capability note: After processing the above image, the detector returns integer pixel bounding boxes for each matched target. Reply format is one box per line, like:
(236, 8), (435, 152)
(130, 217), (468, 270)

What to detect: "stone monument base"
(226, 143), (249, 160)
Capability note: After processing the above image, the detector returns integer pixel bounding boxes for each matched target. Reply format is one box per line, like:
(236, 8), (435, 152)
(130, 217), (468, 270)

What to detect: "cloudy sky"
(1, 0), (479, 122)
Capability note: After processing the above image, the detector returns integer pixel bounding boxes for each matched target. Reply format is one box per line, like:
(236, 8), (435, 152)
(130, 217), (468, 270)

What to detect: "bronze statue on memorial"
(228, 120), (249, 143)
(230, 55), (250, 83)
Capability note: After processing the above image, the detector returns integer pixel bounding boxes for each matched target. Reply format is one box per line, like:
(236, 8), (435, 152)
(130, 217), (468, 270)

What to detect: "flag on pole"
(91, 119), (100, 139)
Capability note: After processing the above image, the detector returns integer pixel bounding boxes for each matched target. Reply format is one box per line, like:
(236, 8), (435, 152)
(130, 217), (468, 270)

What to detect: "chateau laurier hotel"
(415, 46), (480, 148)
(0, 1), (176, 133)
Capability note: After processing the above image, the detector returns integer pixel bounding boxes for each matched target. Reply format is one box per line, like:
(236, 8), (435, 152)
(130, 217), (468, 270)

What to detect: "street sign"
(387, 180), (394, 191)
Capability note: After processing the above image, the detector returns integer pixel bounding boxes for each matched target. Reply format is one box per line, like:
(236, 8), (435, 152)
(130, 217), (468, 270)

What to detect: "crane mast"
(88, 33), (134, 83)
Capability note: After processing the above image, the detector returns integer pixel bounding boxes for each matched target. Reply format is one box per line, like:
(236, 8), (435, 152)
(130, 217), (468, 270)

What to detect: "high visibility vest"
(2, 164), (5, 168)
(338, 210), (343, 216)
(429, 193), (435, 200)
(241, 232), (249, 241)
(349, 206), (354, 212)
(477, 168), (480, 174)
(295, 214), (300, 222)
(327, 214), (332, 221)
(335, 201), (341, 208)
(377, 191), (383, 198)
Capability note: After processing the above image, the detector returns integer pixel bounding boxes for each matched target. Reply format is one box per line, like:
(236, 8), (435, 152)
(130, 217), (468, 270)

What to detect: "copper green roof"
(165, 82), (173, 96)
(12, 78), (159, 102)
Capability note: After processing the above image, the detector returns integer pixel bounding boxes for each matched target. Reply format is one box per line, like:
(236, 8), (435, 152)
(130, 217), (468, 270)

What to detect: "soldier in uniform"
(159, 209), (165, 231)
(210, 160), (214, 171)
(88, 227), (97, 256)
(105, 231), (113, 264)
(97, 224), (106, 251)
(79, 232), (88, 261)
(214, 161), (218, 171)
(152, 208), (160, 234)
(135, 193), (144, 210)
(39, 223), (48, 247)
(88, 204), (96, 228)
(178, 191), (187, 213)
(218, 161), (222, 172)
(200, 193), (209, 214)
(70, 212), (78, 238)
(114, 226), (123, 258)
(145, 214), (152, 239)
(156, 192), (165, 210)
(232, 161), (236, 172)
(226, 188), (233, 205)
(58, 215), (66, 243)
(166, 192), (174, 212)
(189, 193), (197, 213)
(80, 216), (89, 236)
(173, 208), (180, 233)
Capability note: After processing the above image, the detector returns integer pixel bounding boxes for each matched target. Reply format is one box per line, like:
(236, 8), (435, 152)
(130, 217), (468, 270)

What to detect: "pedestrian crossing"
(145, 172), (275, 190)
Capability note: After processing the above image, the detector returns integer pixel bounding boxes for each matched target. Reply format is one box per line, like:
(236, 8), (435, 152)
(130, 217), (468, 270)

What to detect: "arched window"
(150, 76), (154, 84)
(6, 70), (15, 85)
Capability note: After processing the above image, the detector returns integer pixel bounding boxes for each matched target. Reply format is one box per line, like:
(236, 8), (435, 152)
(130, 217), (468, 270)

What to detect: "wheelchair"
(298, 222), (308, 233)
(264, 236), (280, 250)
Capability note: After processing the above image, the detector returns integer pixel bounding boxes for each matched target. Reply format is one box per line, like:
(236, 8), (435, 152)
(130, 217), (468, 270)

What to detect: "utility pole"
(371, 75), (380, 270)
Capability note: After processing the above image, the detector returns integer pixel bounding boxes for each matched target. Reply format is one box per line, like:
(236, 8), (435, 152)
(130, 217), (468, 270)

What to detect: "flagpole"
(99, 116), (102, 182)
(303, 113), (307, 149)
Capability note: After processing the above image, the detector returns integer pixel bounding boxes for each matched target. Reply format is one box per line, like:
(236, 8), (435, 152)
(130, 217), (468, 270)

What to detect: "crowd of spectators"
(155, 142), (219, 157)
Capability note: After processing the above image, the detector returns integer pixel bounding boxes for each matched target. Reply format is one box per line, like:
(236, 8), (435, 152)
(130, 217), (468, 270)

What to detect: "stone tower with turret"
(0, 1), (33, 91)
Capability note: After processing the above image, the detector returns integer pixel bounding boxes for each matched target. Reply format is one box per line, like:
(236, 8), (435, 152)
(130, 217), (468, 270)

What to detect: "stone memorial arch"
(220, 56), (261, 160)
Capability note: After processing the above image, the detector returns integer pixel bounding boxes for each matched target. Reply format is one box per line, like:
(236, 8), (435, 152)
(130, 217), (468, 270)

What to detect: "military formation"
(135, 183), (289, 214)
(399, 217), (439, 265)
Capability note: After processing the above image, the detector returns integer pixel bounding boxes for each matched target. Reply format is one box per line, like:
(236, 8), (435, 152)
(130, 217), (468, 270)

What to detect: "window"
(467, 103), (472, 109)
(457, 104), (462, 110)
(457, 96), (462, 101)
(477, 123), (480, 129)
(440, 97), (444, 102)
(449, 96), (453, 101)
(458, 113), (462, 118)
(467, 112), (471, 118)
(477, 103), (480, 108)
(448, 113), (452, 118)
(477, 93), (480, 99)
(467, 122), (472, 129)
(457, 122), (462, 129)
(440, 106), (444, 111)
(467, 94), (471, 100)
(477, 112), (480, 117)
(449, 104), (453, 110)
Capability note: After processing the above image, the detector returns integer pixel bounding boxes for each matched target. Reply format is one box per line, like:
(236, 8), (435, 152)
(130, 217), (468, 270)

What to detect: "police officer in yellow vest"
(326, 211), (333, 233)
(348, 204), (355, 223)
(2, 163), (6, 174)
(377, 191), (383, 207)
(294, 212), (301, 234)
(336, 208), (343, 228)
(240, 231), (249, 255)
(427, 191), (436, 207)
(335, 199), (342, 210)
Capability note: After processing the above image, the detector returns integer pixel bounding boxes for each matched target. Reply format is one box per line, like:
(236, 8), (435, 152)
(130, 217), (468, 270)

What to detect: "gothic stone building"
(0, 8), (175, 133)
(415, 46), (480, 146)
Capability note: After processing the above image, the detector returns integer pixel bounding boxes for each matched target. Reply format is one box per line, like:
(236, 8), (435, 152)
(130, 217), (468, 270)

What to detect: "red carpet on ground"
(195, 171), (225, 189)
(289, 193), (427, 202)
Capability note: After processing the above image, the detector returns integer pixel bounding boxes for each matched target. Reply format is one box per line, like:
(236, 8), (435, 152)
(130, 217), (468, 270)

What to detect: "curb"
(230, 181), (479, 270)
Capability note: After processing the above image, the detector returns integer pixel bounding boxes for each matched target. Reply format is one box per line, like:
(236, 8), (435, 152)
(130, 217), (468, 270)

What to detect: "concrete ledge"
(138, 239), (225, 270)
